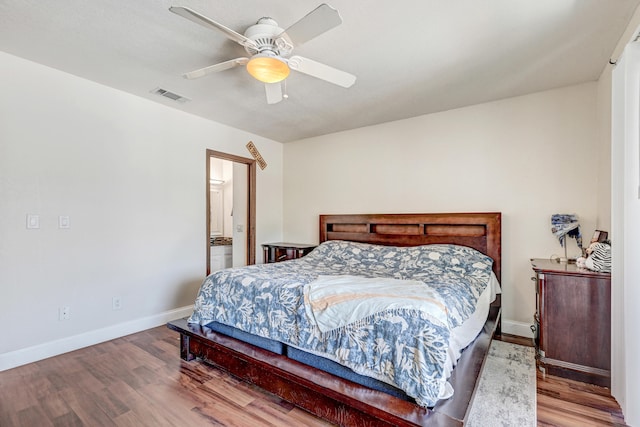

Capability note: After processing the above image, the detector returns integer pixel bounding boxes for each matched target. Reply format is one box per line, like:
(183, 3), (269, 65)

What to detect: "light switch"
(235, 224), (244, 233)
(26, 214), (40, 229)
(58, 216), (70, 229)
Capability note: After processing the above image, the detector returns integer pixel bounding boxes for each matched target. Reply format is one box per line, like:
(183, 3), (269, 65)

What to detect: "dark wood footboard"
(167, 306), (499, 427)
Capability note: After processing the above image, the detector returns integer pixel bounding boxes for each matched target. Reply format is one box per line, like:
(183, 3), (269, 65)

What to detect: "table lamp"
(550, 214), (583, 263)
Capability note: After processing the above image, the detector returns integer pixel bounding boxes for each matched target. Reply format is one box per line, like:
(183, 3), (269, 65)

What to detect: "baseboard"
(502, 319), (535, 339)
(0, 305), (193, 372)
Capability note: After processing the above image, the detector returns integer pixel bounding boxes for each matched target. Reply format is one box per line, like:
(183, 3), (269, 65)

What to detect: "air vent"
(150, 87), (191, 103)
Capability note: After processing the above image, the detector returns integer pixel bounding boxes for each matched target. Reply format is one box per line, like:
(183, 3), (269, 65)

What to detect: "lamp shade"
(550, 214), (582, 249)
(246, 55), (290, 83)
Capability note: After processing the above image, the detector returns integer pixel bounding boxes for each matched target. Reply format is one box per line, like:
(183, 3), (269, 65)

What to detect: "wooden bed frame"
(168, 212), (502, 426)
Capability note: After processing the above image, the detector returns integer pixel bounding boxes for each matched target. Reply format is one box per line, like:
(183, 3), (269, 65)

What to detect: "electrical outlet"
(26, 214), (40, 229)
(112, 296), (122, 310)
(59, 306), (70, 321)
(58, 215), (70, 229)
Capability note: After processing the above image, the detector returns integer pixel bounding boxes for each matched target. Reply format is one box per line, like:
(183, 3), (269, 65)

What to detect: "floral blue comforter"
(188, 240), (493, 407)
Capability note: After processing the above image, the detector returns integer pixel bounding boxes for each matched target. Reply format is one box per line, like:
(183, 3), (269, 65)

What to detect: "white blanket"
(303, 275), (449, 333)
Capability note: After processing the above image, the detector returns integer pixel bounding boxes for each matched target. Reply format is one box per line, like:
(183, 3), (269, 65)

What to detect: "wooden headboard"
(319, 212), (502, 282)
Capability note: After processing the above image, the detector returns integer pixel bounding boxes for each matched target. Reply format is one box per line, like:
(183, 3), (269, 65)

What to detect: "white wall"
(0, 52), (283, 369)
(611, 42), (640, 427)
(598, 7), (640, 425)
(232, 162), (249, 267)
(221, 159), (233, 238)
(283, 83), (600, 337)
(596, 66), (613, 232)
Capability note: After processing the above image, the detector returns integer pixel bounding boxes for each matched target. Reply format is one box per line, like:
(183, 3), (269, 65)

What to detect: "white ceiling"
(1, 0), (638, 142)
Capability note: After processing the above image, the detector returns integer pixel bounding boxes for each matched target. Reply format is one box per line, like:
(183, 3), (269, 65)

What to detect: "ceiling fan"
(169, 4), (356, 104)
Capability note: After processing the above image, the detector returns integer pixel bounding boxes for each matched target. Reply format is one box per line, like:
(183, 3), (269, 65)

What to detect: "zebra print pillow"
(584, 243), (611, 273)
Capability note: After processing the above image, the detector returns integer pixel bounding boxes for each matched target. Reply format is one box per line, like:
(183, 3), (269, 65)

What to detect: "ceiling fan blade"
(183, 58), (249, 79)
(265, 83), (283, 104)
(288, 56), (356, 88)
(169, 6), (257, 50)
(277, 4), (342, 47)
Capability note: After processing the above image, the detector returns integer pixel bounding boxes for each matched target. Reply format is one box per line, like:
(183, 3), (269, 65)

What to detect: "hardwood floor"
(499, 333), (626, 427)
(536, 372), (626, 427)
(0, 327), (626, 426)
(0, 327), (332, 427)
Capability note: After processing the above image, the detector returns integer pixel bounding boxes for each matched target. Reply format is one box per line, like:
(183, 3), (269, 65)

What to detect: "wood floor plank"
(137, 382), (223, 426)
(192, 396), (279, 426)
(536, 370), (625, 427)
(243, 398), (303, 425)
(16, 406), (55, 427)
(74, 353), (121, 387)
(537, 372), (621, 413)
(287, 407), (338, 427)
(38, 393), (74, 420)
(538, 394), (615, 426)
(44, 370), (74, 392)
(112, 410), (151, 427)
(197, 378), (257, 408)
(58, 387), (118, 427)
(52, 411), (85, 427)
(0, 327), (627, 427)
(88, 388), (130, 419)
(106, 380), (174, 427)
(0, 371), (40, 413)
(499, 333), (626, 427)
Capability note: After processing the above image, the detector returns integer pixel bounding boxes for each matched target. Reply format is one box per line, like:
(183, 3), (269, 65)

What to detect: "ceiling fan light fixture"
(246, 54), (290, 83)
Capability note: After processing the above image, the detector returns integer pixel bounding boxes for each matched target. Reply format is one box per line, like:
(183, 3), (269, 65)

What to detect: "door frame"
(206, 149), (256, 275)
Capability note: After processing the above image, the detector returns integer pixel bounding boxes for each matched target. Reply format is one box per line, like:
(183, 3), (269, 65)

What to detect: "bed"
(168, 212), (502, 426)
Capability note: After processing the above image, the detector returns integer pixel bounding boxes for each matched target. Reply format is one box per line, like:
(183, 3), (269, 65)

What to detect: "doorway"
(206, 149), (256, 275)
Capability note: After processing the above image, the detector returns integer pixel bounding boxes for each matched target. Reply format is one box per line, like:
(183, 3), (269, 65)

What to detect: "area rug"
(466, 340), (537, 427)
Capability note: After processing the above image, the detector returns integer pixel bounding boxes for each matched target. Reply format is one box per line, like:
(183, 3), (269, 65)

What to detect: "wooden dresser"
(262, 242), (316, 263)
(531, 258), (611, 387)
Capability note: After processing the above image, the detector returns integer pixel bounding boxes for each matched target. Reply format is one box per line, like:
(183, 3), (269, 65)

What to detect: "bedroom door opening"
(206, 149), (256, 275)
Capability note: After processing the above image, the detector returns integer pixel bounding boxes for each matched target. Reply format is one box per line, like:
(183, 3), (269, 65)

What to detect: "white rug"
(466, 340), (537, 427)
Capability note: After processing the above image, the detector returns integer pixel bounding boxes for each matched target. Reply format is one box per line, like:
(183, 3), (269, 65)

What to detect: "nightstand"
(262, 242), (317, 263)
(531, 258), (611, 387)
